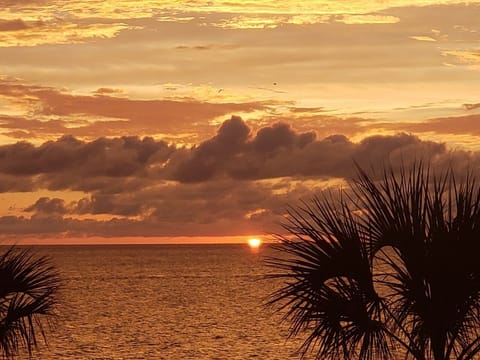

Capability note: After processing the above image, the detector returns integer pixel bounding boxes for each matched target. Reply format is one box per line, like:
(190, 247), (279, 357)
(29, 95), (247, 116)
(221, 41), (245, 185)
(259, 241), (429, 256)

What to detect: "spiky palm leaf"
(0, 247), (59, 359)
(268, 163), (480, 360)
(267, 194), (393, 360)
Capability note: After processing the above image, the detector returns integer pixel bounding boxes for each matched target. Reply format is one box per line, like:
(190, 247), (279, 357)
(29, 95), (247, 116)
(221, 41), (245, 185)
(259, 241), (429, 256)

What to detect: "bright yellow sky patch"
(410, 36), (437, 42)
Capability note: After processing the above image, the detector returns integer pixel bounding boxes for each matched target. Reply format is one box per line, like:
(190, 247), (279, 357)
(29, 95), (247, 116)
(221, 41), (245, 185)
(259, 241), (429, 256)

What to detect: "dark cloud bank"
(1, 116), (477, 239)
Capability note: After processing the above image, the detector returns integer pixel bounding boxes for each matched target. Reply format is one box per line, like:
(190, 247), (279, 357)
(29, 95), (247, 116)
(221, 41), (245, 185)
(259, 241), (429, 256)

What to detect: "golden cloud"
(0, 19), (136, 47)
(0, 0), (476, 43)
(336, 14), (399, 25)
(410, 35), (437, 42)
(443, 50), (480, 65)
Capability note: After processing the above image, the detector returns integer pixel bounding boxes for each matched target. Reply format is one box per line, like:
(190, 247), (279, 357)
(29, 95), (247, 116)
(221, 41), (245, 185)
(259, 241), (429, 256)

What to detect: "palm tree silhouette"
(0, 247), (59, 359)
(267, 164), (480, 360)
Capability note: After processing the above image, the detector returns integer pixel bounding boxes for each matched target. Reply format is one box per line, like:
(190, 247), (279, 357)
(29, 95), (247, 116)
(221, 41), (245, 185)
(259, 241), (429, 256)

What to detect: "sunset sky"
(1, 0), (480, 243)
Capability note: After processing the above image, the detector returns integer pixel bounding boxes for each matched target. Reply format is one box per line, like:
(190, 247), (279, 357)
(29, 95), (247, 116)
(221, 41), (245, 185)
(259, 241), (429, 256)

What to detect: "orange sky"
(1, 1), (480, 243)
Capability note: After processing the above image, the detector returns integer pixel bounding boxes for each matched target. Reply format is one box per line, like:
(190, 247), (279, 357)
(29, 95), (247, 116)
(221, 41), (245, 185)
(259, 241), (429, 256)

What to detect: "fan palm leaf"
(0, 247), (59, 359)
(268, 163), (480, 360)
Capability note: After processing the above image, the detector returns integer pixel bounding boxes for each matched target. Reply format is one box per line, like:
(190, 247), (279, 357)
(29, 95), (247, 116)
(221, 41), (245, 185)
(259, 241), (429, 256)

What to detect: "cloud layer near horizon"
(2, 1), (480, 241)
(1, 116), (479, 239)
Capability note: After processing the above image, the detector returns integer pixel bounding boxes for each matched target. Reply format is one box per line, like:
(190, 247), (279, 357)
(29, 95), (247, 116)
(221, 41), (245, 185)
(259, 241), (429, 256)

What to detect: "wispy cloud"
(0, 17), (136, 47)
(0, 78), (273, 141)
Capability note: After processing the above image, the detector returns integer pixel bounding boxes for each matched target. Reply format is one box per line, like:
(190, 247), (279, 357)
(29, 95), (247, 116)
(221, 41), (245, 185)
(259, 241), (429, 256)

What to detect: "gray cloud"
(0, 174), (34, 192)
(171, 116), (446, 182)
(14, 178), (317, 238)
(0, 135), (173, 192)
(4, 116), (477, 240)
(75, 194), (144, 216)
(24, 197), (67, 214)
(0, 116), (451, 193)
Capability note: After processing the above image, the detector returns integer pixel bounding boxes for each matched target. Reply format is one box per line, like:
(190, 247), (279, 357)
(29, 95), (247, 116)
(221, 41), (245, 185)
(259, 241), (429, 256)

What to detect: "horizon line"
(0, 235), (272, 245)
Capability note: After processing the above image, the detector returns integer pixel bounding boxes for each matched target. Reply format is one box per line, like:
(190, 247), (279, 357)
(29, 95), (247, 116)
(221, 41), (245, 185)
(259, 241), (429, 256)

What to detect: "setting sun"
(248, 238), (262, 248)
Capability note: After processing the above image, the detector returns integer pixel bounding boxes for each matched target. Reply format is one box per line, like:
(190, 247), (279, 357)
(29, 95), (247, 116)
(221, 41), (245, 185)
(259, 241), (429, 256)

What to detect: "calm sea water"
(27, 244), (303, 360)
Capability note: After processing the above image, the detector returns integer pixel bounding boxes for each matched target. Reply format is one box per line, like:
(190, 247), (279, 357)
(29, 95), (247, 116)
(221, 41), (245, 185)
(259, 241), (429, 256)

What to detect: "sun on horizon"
(247, 238), (262, 248)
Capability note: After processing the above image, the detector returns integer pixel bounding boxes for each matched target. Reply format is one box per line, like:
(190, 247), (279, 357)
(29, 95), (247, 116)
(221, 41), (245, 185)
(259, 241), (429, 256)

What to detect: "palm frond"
(268, 162), (480, 360)
(266, 192), (392, 359)
(0, 247), (59, 359)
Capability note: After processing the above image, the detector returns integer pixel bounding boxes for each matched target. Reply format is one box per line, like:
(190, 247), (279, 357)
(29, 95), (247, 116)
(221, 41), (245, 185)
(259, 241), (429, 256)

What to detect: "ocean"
(28, 244), (303, 360)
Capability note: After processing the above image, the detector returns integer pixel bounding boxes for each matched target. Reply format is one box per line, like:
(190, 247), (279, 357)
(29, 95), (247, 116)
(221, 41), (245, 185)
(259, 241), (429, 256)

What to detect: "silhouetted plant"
(267, 164), (480, 360)
(0, 247), (59, 359)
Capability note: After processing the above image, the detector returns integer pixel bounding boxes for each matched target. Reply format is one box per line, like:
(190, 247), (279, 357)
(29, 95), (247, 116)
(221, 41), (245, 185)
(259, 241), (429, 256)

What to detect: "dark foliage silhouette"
(0, 247), (59, 359)
(267, 164), (480, 360)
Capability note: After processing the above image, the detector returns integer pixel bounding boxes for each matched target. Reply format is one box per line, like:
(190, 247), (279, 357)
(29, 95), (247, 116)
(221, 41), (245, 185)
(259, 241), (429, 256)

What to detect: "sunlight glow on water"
(30, 245), (302, 360)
